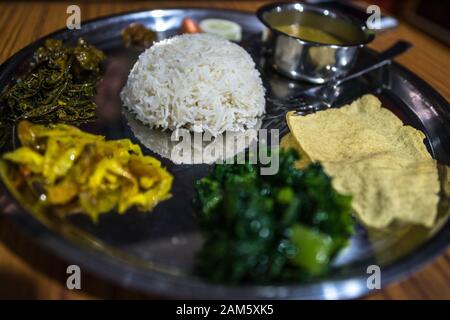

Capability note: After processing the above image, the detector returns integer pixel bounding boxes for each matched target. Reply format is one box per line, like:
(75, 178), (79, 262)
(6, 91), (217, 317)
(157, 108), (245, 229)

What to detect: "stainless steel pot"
(257, 2), (375, 83)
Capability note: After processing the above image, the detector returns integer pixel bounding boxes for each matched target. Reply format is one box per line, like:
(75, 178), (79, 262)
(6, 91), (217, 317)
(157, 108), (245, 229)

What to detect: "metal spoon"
(266, 40), (412, 117)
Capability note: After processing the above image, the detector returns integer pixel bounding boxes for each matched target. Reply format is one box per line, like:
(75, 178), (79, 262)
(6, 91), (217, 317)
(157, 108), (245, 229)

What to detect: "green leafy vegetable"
(194, 148), (354, 284)
(0, 38), (105, 148)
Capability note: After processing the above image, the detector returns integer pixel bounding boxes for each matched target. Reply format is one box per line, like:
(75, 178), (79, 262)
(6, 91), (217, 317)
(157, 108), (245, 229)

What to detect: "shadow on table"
(0, 269), (37, 299)
(0, 216), (158, 299)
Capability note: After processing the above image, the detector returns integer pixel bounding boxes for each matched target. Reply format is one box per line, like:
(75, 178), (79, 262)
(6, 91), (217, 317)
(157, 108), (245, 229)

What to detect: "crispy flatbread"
(286, 94), (439, 228)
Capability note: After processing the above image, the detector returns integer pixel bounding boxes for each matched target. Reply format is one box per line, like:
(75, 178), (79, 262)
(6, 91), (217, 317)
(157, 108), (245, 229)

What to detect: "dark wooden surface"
(0, 1), (449, 299)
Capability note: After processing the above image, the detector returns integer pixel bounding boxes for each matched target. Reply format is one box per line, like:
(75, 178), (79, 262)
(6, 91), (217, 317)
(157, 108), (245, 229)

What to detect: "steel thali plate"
(0, 8), (449, 299)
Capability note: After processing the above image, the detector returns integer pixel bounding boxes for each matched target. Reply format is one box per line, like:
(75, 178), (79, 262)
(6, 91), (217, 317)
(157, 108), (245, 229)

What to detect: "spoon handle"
(265, 41), (413, 116)
(336, 40), (412, 86)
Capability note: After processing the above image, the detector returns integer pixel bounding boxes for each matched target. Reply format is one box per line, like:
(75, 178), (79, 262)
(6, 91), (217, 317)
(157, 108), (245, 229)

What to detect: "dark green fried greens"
(0, 38), (105, 147)
(194, 148), (354, 284)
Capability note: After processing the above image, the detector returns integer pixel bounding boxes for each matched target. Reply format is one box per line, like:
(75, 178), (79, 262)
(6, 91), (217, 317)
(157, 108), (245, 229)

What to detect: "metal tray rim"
(0, 7), (449, 299)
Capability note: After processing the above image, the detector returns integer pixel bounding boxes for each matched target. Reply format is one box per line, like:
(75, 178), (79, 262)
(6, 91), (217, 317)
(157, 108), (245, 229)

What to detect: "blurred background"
(356, 0), (450, 46)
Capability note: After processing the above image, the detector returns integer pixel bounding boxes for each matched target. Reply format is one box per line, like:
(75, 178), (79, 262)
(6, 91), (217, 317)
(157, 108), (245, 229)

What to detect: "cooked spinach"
(0, 38), (105, 148)
(194, 148), (354, 284)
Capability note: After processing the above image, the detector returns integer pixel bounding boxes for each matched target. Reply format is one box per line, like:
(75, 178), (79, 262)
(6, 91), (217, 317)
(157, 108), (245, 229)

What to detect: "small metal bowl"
(257, 2), (375, 83)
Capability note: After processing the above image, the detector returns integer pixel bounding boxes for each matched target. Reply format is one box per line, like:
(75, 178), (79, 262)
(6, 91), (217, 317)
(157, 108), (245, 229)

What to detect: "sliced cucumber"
(199, 19), (242, 42)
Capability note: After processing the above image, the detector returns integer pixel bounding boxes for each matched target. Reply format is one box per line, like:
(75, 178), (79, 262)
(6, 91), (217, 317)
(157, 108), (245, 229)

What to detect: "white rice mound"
(120, 33), (265, 136)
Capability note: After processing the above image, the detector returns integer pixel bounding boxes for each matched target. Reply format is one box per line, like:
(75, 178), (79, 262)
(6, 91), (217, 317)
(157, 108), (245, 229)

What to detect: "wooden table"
(0, 1), (449, 300)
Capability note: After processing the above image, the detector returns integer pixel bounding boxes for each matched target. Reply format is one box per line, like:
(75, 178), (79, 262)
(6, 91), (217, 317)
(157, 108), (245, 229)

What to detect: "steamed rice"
(120, 33), (265, 136)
